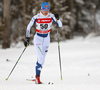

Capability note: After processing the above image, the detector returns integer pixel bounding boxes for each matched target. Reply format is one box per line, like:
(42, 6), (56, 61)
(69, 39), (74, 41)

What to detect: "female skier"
(25, 2), (62, 84)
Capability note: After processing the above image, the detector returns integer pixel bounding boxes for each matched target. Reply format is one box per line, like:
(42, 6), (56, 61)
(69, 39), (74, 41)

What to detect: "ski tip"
(26, 79), (36, 81)
(6, 78), (8, 81)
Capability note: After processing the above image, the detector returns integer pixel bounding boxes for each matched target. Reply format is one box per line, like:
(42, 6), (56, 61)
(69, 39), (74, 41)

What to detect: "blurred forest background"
(0, 0), (100, 49)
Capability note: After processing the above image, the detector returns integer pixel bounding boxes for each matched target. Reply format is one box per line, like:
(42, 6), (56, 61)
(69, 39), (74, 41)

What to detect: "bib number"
(40, 24), (48, 29)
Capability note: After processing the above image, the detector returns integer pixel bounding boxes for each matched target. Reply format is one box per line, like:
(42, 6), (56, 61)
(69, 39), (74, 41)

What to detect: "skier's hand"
(24, 37), (29, 47)
(54, 14), (59, 20)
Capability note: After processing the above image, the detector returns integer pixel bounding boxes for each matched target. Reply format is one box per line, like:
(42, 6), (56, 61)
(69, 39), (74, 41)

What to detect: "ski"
(26, 79), (43, 84)
(26, 79), (54, 85)
(26, 79), (36, 81)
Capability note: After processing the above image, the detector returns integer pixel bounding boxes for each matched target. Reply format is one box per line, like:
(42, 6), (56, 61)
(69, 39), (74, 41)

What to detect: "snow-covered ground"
(0, 36), (100, 90)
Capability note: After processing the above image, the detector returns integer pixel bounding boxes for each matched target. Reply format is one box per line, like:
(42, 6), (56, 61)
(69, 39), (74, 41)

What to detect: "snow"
(85, 32), (98, 39)
(0, 36), (100, 90)
(75, 0), (84, 5)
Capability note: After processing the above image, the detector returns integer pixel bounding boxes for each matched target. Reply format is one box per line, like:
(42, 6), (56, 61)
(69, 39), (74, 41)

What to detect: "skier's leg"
(33, 34), (50, 83)
(42, 35), (50, 66)
(36, 61), (42, 76)
(33, 35), (43, 77)
(35, 61), (42, 84)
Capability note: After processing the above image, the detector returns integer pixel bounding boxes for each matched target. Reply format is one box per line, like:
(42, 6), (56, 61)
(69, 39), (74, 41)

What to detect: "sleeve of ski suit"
(26, 16), (37, 37)
(51, 14), (62, 27)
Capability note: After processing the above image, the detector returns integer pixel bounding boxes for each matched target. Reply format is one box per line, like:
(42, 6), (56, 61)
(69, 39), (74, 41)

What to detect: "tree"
(2, 0), (11, 48)
(0, 0), (100, 49)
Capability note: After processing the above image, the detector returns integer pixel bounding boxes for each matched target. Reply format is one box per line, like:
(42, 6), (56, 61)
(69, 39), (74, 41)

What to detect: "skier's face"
(41, 10), (49, 16)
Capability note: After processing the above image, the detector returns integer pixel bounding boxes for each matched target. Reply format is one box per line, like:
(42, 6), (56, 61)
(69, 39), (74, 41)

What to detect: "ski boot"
(35, 75), (42, 84)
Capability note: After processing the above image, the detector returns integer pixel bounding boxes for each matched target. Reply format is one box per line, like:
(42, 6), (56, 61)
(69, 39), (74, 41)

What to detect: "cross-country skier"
(24, 2), (62, 84)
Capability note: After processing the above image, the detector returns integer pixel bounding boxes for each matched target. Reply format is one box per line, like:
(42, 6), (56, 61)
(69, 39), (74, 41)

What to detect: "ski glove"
(54, 14), (59, 20)
(24, 37), (29, 47)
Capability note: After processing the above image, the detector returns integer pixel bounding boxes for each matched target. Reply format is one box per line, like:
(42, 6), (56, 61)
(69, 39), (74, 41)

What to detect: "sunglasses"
(42, 8), (50, 11)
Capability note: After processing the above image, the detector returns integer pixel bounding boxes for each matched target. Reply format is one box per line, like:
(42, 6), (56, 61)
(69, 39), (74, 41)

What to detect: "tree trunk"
(76, 5), (79, 31)
(93, 5), (97, 33)
(2, 0), (11, 48)
(70, 0), (74, 38)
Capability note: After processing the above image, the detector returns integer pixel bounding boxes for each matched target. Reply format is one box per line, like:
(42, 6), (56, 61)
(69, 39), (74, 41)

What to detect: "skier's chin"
(41, 10), (49, 16)
(44, 13), (48, 16)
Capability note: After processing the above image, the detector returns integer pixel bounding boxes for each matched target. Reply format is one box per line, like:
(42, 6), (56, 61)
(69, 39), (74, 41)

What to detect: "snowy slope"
(0, 36), (100, 90)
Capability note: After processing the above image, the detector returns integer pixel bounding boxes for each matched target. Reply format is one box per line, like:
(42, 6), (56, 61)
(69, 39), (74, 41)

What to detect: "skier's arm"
(26, 16), (37, 37)
(57, 19), (62, 27)
(25, 16), (37, 47)
(52, 14), (62, 27)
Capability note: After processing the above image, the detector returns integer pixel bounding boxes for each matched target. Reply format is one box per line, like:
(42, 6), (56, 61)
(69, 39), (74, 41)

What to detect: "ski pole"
(57, 27), (63, 80)
(6, 47), (27, 81)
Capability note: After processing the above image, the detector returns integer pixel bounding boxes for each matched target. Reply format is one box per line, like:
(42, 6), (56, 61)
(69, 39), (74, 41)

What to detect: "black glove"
(24, 37), (29, 47)
(54, 14), (59, 20)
